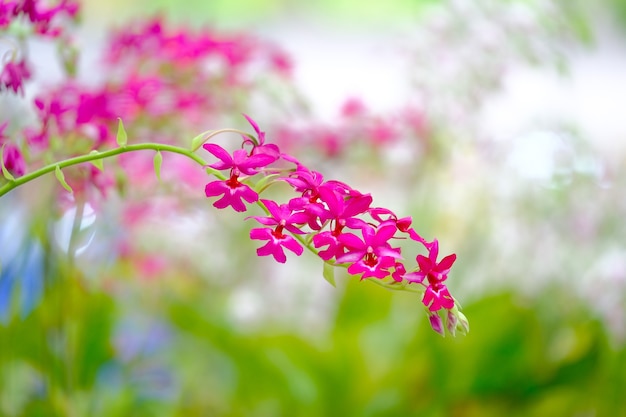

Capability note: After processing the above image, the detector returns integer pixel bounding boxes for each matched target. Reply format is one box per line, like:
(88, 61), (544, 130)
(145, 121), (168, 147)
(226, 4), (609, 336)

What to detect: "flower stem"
(0, 143), (224, 198)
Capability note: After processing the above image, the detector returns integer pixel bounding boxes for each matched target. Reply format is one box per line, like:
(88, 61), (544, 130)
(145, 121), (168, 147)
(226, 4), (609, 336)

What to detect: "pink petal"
(204, 180), (227, 197)
(280, 235), (304, 256)
(376, 246), (402, 259)
(335, 251), (365, 264)
(416, 254), (432, 272)
(373, 224), (397, 245)
(236, 184), (259, 204)
(437, 254), (457, 272)
(343, 194), (373, 218)
(250, 228), (272, 240)
(203, 143), (233, 169)
(238, 153), (277, 174)
(242, 113), (262, 138)
(338, 232), (364, 250)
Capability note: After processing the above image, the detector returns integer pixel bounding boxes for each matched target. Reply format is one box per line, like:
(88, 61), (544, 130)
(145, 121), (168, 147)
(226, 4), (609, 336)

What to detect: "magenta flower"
(312, 231), (343, 261)
(336, 223), (401, 279)
(317, 184), (372, 233)
(0, 122), (25, 177)
(422, 285), (455, 312)
(248, 199), (309, 235)
(203, 143), (277, 212)
(283, 164), (325, 201)
(311, 184), (371, 260)
(248, 199), (307, 263)
(408, 240), (456, 285)
(204, 178), (258, 212)
(0, 59), (31, 95)
(406, 240), (457, 311)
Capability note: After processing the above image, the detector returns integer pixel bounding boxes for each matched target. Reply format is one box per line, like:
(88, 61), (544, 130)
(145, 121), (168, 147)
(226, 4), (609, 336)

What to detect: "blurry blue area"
(0, 260), (17, 321)
(19, 241), (45, 318)
(0, 239), (44, 323)
(0, 225), (45, 322)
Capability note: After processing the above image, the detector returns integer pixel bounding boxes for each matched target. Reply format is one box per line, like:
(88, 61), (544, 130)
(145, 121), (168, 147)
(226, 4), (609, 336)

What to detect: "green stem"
(0, 143), (224, 198)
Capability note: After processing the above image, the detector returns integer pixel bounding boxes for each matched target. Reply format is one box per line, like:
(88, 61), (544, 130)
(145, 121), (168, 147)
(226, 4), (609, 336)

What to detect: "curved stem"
(0, 143), (224, 198)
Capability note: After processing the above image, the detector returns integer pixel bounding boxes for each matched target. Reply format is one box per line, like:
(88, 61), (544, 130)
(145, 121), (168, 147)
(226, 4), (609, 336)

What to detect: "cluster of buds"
(202, 115), (468, 336)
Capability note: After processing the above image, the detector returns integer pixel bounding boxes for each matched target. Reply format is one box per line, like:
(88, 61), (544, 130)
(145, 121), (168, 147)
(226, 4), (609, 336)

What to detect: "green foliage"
(2, 267), (624, 416)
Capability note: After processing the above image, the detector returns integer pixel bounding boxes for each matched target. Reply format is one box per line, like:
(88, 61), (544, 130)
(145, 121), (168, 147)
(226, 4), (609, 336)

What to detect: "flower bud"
(446, 309), (458, 337)
(429, 313), (445, 336)
(456, 311), (470, 335)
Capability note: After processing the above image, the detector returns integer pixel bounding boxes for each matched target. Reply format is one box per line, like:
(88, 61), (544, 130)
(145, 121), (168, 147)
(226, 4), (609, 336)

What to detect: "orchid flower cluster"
(199, 115), (468, 336)
(0, 0), (467, 336)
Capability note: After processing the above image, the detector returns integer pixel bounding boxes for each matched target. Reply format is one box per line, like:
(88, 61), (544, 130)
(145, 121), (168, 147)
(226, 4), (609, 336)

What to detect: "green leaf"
(116, 118), (127, 147)
(322, 262), (336, 287)
(190, 130), (212, 152)
(89, 150), (104, 171)
(153, 150), (163, 181)
(0, 145), (15, 181)
(55, 165), (73, 194)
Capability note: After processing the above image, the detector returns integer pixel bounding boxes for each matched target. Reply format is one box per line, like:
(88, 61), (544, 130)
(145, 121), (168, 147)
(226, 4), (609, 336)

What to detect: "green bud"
(116, 118), (127, 147)
(54, 165), (73, 194)
(153, 150), (163, 181)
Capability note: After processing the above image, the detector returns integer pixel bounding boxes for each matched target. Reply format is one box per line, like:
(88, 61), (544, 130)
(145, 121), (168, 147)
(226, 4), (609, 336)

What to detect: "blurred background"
(1, 0), (626, 415)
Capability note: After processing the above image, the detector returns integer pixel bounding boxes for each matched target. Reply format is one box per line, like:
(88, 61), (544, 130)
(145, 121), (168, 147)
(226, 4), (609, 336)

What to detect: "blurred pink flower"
(0, 122), (26, 177)
(0, 59), (31, 95)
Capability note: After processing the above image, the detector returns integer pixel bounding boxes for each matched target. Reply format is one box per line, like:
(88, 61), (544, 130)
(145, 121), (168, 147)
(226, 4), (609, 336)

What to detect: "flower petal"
(203, 143), (233, 169)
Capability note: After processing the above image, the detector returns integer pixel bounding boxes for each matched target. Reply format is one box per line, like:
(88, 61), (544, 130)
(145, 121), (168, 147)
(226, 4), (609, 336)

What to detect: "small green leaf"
(153, 150), (163, 181)
(190, 129), (212, 152)
(322, 262), (336, 287)
(116, 118), (127, 147)
(0, 145), (15, 181)
(55, 165), (73, 194)
(89, 150), (104, 171)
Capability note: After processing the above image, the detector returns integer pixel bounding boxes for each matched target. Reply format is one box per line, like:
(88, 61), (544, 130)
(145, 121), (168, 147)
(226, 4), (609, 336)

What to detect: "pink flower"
(0, 2), (18, 28)
(311, 184), (371, 259)
(249, 227), (304, 263)
(247, 199), (309, 235)
(204, 178), (258, 213)
(422, 285), (455, 312)
(16, 0), (79, 37)
(248, 200), (307, 263)
(203, 142), (277, 212)
(340, 97), (367, 118)
(406, 240), (457, 311)
(0, 59), (31, 95)
(0, 122), (25, 177)
(336, 223), (402, 279)
(1, 142), (25, 177)
(408, 240), (456, 285)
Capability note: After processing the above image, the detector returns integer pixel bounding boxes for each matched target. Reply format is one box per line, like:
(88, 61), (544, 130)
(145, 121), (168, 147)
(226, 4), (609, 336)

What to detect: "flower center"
(225, 174), (240, 188)
(364, 252), (377, 267)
